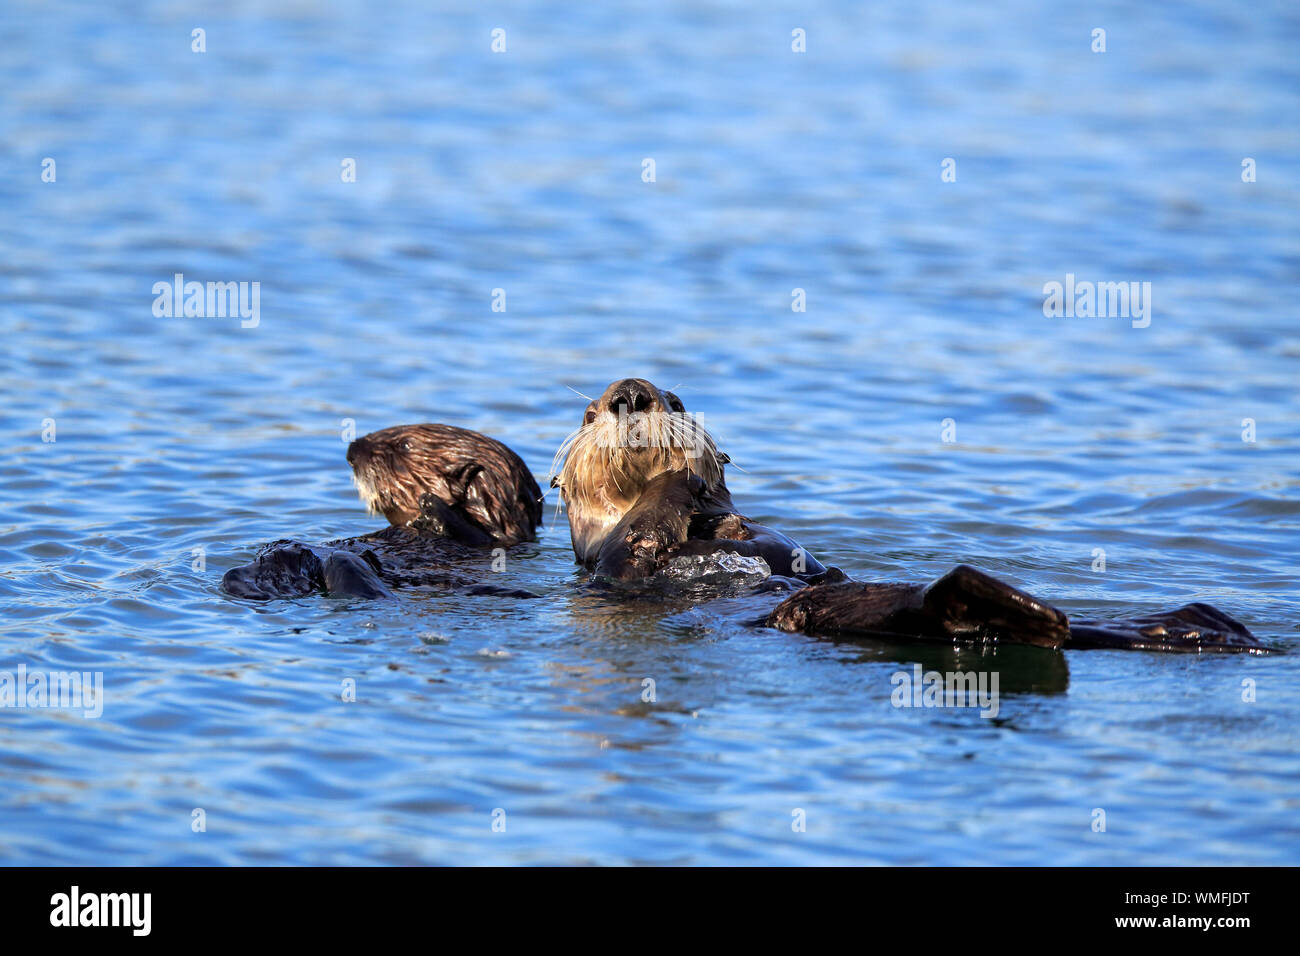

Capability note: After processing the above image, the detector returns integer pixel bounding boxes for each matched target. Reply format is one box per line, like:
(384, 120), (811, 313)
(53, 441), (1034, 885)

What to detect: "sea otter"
(550, 378), (1269, 653)
(220, 386), (1270, 654)
(221, 424), (542, 600)
(348, 424), (541, 543)
(550, 378), (843, 583)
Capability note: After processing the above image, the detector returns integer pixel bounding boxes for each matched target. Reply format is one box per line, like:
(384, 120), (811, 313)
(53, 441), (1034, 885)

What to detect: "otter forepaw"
(412, 492), (495, 547)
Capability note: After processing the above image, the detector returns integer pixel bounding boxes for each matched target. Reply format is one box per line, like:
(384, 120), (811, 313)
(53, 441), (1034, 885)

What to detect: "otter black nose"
(609, 379), (654, 414)
(346, 437), (370, 466)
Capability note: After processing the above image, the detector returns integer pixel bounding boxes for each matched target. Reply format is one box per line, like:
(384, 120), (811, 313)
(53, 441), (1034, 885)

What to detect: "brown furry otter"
(550, 378), (1269, 654)
(348, 423), (542, 544)
(763, 568), (1266, 653)
(222, 424), (542, 600)
(221, 387), (1270, 654)
(551, 378), (841, 583)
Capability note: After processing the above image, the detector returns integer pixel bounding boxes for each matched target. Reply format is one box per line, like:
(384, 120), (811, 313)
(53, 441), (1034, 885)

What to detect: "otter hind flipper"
(767, 564), (1070, 648)
(1066, 602), (1270, 654)
(765, 580), (928, 638)
(322, 550), (393, 600)
(221, 541), (326, 600)
(920, 564), (1070, 649)
(768, 566), (1270, 654)
(221, 542), (392, 600)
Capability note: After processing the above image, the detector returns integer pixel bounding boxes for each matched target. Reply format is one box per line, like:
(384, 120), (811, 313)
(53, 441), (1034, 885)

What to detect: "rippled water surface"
(2, 1), (1299, 864)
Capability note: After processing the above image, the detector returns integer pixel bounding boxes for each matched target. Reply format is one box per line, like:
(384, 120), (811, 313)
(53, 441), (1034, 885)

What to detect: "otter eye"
(401, 440), (413, 452)
(584, 410), (597, 425)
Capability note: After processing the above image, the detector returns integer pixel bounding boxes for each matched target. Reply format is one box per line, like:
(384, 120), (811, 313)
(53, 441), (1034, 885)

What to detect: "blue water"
(2, 0), (1299, 865)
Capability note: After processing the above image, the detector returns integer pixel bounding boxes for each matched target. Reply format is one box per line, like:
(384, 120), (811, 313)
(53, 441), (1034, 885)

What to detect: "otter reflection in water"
(222, 379), (1270, 655)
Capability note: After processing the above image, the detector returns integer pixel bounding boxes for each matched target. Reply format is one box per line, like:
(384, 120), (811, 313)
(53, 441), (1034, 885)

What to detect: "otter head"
(549, 378), (727, 564)
(347, 424), (542, 544)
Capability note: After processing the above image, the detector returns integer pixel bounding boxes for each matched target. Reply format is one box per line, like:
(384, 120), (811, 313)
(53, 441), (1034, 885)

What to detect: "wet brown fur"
(348, 423), (542, 545)
(551, 379), (833, 580)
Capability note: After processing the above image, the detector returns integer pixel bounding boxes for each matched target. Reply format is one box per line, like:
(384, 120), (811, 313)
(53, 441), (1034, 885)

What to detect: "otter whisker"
(552, 380), (732, 564)
(564, 384), (595, 402)
(548, 425), (587, 484)
(660, 412), (724, 485)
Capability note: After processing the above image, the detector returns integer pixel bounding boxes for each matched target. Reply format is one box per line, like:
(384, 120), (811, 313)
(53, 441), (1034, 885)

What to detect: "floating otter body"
(550, 378), (841, 583)
(221, 424), (542, 600)
(348, 423), (541, 543)
(764, 567), (1265, 653)
(549, 378), (1270, 654)
(221, 382), (1271, 654)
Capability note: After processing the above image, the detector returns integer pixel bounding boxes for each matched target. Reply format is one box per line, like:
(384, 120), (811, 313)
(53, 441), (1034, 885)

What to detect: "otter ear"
(664, 391), (686, 413)
(717, 452), (730, 465)
(447, 463), (483, 503)
(549, 475), (561, 489)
